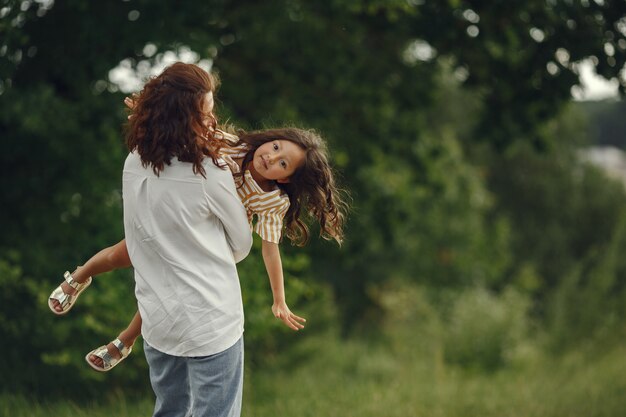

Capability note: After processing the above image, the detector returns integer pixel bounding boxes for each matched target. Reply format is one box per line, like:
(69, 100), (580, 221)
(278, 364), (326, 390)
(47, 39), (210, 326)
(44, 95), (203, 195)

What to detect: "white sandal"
(85, 338), (132, 372)
(48, 271), (92, 315)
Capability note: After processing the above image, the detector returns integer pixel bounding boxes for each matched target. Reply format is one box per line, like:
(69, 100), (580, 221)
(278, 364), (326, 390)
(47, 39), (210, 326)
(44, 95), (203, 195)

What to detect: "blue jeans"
(143, 337), (244, 417)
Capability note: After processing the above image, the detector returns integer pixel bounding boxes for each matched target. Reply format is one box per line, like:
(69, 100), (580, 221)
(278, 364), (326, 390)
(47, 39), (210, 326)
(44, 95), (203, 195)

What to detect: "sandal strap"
(64, 271), (81, 290)
(100, 350), (115, 368)
(111, 338), (131, 357)
(89, 340), (132, 371)
(49, 285), (72, 307)
(91, 345), (116, 370)
(49, 271), (92, 315)
(64, 270), (91, 291)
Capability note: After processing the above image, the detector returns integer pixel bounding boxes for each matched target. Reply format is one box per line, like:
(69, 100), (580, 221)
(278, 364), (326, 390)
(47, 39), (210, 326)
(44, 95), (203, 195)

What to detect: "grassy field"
(3, 331), (625, 417)
(0, 336), (626, 417)
(244, 331), (626, 417)
(3, 286), (625, 417)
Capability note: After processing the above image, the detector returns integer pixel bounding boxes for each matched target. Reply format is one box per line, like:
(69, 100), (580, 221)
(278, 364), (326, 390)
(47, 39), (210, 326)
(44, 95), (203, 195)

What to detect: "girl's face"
(251, 139), (306, 183)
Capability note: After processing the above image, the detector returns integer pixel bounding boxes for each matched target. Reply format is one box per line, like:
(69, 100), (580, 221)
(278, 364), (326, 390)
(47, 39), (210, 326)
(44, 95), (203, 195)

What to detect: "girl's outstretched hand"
(272, 301), (306, 331)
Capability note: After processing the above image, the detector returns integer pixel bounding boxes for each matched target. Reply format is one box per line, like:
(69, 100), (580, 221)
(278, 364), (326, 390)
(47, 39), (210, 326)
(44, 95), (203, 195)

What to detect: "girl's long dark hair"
(125, 62), (221, 177)
(235, 128), (349, 246)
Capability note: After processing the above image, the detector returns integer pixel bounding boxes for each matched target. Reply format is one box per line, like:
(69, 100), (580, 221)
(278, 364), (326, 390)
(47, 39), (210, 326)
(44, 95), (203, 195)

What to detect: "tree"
(1, 0), (625, 394)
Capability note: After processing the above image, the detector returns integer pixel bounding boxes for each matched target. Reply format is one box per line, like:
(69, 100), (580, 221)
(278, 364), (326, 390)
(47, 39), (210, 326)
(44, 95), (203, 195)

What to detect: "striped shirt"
(219, 132), (290, 244)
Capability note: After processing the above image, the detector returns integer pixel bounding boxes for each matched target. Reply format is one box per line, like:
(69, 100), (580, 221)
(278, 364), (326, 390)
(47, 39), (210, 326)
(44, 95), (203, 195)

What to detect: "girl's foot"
(48, 269), (92, 315)
(86, 336), (134, 372)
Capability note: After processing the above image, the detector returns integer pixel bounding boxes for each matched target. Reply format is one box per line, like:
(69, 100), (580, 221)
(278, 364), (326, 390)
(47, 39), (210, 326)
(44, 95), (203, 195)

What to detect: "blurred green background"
(2, 1), (626, 416)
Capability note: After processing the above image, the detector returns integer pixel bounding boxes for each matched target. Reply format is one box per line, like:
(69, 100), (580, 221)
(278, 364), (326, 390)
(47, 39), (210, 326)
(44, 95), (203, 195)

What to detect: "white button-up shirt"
(123, 152), (252, 357)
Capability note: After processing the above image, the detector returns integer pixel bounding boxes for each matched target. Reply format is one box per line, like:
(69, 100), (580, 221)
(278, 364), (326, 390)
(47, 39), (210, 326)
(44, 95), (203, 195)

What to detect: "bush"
(443, 287), (531, 371)
(547, 211), (626, 352)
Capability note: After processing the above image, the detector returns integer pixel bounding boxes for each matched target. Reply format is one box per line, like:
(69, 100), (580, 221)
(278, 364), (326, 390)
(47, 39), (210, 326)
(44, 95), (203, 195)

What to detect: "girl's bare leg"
(88, 311), (142, 368)
(50, 239), (131, 313)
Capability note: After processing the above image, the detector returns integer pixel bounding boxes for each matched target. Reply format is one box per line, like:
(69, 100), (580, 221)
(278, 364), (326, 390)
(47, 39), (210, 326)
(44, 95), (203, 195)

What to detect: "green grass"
(0, 391), (153, 417)
(6, 334), (626, 417)
(3, 285), (626, 417)
(243, 331), (626, 417)
(4, 333), (625, 417)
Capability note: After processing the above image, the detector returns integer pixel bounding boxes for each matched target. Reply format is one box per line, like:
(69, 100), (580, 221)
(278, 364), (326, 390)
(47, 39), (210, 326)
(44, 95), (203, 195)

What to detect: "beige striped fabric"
(219, 133), (290, 244)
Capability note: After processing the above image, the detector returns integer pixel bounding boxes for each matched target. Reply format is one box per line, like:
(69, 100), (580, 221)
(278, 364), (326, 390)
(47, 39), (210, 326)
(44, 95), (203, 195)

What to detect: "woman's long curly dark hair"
(125, 62), (221, 177)
(235, 128), (349, 247)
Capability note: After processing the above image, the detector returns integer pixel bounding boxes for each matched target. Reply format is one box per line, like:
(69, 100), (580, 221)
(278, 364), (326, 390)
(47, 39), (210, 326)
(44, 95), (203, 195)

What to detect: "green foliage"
(418, 0), (626, 147)
(357, 129), (510, 287)
(6, 344), (626, 417)
(0, 252), (42, 391)
(247, 325), (626, 417)
(442, 287), (531, 371)
(2, 0), (626, 400)
(480, 103), (626, 353)
(579, 100), (626, 148)
(237, 236), (323, 367)
(485, 104), (626, 291)
(5, 281), (626, 416)
(548, 211), (626, 351)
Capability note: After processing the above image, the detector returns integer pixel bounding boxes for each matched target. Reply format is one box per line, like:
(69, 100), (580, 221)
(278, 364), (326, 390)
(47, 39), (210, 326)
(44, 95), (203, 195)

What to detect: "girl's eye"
(273, 143), (279, 151)
(280, 160), (287, 168)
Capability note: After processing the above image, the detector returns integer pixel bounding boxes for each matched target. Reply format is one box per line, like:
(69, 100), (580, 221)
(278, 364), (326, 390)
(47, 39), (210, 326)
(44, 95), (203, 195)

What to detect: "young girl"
(49, 124), (348, 371)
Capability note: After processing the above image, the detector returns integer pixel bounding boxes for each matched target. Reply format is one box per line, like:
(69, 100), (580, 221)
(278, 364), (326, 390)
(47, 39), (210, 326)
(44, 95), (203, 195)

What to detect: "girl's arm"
(261, 239), (306, 331)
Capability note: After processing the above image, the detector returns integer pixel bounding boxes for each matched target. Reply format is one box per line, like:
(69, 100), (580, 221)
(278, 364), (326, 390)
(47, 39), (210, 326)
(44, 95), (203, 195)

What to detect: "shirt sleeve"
(254, 196), (290, 244)
(203, 164), (252, 263)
